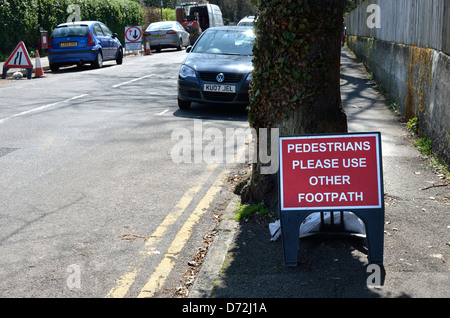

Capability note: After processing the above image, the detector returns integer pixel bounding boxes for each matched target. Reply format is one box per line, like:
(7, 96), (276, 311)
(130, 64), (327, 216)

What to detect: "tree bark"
(243, 0), (347, 212)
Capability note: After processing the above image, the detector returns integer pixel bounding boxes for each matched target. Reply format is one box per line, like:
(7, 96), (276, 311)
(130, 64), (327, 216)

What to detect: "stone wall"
(347, 35), (450, 165)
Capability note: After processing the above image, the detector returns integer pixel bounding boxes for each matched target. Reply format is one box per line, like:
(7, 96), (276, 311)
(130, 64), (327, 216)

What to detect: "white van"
(201, 3), (224, 29)
(176, 3), (224, 44)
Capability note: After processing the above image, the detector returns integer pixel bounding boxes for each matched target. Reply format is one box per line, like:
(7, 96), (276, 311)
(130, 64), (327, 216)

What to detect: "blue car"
(48, 21), (123, 71)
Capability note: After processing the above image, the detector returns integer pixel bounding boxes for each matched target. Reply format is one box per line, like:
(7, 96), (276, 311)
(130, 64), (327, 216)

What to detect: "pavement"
(188, 47), (450, 300)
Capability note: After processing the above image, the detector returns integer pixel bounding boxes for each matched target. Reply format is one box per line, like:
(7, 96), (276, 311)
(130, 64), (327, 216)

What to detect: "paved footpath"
(189, 47), (450, 299)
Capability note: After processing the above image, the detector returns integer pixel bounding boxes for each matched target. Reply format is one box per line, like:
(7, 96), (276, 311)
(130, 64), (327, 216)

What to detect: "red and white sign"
(124, 26), (142, 43)
(3, 41), (33, 68)
(279, 133), (382, 211)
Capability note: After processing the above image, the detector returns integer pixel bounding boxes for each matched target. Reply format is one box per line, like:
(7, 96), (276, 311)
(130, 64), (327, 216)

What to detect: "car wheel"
(116, 49), (123, 65)
(50, 63), (59, 72)
(178, 98), (191, 110)
(177, 38), (182, 51)
(93, 51), (103, 69)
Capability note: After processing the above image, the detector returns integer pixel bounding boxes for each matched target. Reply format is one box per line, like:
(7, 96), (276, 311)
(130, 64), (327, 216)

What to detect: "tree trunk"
(242, 0), (347, 212)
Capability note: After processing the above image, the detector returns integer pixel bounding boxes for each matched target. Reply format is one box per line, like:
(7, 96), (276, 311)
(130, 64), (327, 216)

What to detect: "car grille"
(203, 92), (236, 102)
(188, 91), (201, 99)
(199, 72), (243, 83)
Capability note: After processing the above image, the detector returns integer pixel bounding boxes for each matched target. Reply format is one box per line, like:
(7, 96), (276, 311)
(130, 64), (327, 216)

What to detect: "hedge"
(0, 0), (143, 57)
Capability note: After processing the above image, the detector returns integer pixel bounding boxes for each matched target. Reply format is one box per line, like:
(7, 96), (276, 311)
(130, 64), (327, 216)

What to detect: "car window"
(52, 25), (89, 38)
(93, 24), (105, 37)
(192, 29), (255, 56)
(100, 23), (113, 37)
(147, 22), (174, 31)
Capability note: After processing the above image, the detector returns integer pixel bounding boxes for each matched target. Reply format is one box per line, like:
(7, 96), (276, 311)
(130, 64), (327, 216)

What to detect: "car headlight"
(179, 65), (197, 79)
(246, 72), (253, 82)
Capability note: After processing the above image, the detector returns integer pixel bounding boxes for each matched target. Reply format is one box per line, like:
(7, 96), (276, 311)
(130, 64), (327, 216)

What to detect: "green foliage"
(139, 0), (175, 9)
(162, 8), (175, 21)
(343, 0), (360, 14)
(0, 0), (143, 58)
(405, 117), (449, 179)
(388, 101), (398, 110)
(0, 0), (39, 55)
(405, 117), (431, 155)
(414, 136), (432, 155)
(406, 117), (419, 137)
(234, 201), (270, 221)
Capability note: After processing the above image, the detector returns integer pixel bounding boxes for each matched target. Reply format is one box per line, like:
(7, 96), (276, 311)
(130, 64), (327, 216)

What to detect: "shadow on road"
(173, 102), (248, 122)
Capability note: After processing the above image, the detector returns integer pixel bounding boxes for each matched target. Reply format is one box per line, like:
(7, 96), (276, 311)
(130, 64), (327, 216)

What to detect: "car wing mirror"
(186, 46), (192, 53)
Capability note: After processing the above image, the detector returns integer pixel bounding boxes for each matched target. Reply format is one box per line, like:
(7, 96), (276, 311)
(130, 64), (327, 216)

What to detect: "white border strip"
(279, 133), (382, 211)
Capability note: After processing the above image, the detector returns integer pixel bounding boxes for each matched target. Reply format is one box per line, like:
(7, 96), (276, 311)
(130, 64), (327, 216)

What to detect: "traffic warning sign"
(124, 26), (142, 51)
(125, 26), (142, 43)
(2, 41), (34, 79)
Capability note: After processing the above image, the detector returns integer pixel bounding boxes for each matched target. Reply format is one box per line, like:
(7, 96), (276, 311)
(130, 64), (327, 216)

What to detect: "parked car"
(177, 26), (255, 110)
(237, 16), (255, 26)
(48, 21), (123, 72)
(143, 21), (190, 52)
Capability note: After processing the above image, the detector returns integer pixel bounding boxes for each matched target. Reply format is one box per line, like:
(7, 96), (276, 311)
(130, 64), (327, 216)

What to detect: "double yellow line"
(106, 164), (226, 298)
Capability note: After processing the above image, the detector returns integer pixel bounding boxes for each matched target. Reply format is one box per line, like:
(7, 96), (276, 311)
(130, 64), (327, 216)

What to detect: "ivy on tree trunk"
(242, 0), (348, 211)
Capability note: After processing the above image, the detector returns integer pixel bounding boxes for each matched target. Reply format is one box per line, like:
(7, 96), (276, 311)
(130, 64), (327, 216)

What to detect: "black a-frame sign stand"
(279, 207), (384, 266)
(278, 132), (384, 267)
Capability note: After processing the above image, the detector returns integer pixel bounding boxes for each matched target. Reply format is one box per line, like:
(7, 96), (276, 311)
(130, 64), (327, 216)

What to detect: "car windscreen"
(147, 23), (175, 31)
(191, 29), (255, 56)
(52, 25), (89, 38)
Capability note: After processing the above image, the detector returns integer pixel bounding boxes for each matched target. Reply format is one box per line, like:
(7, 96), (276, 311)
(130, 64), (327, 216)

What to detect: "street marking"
(156, 109), (169, 116)
(105, 164), (218, 298)
(0, 94), (89, 124)
(111, 74), (154, 88)
(137, 168), (227, 298)
(106, 129), (248, 298)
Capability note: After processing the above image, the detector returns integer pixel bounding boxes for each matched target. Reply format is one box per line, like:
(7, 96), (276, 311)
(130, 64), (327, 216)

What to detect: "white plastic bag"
(269, 220), (281, 241)
(269, 212), (366, 240)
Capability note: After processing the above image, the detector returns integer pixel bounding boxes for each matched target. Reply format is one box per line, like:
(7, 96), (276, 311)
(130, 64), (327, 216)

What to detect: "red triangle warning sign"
(4, 41), (33, 68)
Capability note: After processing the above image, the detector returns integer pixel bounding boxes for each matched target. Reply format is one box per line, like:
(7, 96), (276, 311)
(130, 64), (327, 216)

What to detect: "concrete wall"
(346, 1), (450, 166)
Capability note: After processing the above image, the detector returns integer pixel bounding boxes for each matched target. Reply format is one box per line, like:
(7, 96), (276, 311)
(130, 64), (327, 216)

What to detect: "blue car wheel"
(116, 48), (123, 65)
(93, 51), (103, 68)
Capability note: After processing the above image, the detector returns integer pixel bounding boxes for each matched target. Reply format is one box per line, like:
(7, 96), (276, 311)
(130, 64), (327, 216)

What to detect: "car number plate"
(153, 34), (164, 38)
(204, 84), (236, 93)
(61, 42), (77, 47)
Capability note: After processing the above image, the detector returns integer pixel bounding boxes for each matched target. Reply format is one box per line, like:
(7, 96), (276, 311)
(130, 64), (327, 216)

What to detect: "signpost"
(124, 26), (142, 51)
(278, 132), (384, 266)
(2, 41), (33, 79)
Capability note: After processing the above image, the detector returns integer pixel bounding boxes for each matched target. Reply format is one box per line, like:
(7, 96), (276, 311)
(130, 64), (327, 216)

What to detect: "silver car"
(237, 16), (255, 26)
(143, 21), (190, 52)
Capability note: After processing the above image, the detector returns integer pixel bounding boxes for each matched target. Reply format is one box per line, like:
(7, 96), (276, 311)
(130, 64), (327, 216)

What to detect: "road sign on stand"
(2, 41), (33, 79)
(124, 26), (142, 51)
(278, 132), (385, 266)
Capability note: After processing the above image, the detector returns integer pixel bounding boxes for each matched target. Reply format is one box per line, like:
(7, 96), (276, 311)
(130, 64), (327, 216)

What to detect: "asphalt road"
(0, 49), (248, 297)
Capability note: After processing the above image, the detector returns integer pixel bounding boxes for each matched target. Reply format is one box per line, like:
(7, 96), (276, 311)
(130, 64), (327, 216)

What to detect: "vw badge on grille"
(216, 73), (225, 83)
